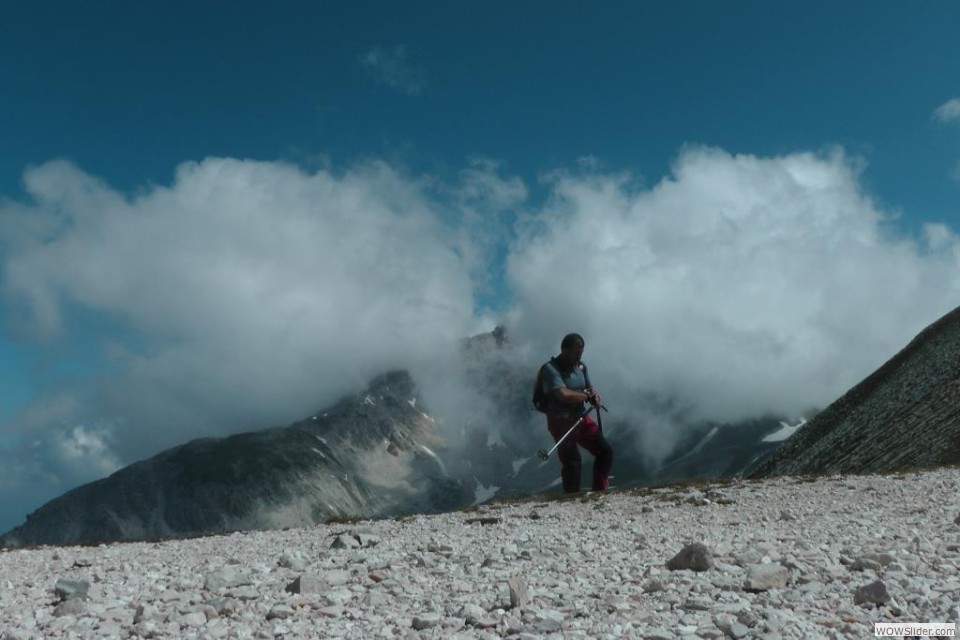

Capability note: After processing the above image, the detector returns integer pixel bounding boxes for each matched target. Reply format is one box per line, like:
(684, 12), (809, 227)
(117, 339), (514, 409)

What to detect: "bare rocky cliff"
(749, 306), (960, 478)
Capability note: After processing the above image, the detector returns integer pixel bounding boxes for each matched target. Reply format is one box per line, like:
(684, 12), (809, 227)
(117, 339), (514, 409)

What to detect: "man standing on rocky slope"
(541, 333), (613, 493)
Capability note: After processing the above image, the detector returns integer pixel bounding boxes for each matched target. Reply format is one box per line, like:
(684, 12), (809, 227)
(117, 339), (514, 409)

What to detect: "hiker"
(540, 333), (613, 493)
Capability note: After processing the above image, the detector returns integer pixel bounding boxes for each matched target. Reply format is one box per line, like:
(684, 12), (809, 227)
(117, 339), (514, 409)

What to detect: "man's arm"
(553, 387), (592, 405)
(542, 364), (591, 406)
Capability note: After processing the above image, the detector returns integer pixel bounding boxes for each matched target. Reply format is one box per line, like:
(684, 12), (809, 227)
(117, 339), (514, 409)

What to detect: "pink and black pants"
(546, 412), (613, 493)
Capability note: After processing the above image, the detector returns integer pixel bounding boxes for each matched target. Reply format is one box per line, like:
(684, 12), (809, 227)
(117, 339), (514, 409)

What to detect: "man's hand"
(585, 387), (601, 407)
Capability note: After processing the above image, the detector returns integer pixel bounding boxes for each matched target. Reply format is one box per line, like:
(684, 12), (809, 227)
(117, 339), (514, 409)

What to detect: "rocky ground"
(2, 467), (959, 640)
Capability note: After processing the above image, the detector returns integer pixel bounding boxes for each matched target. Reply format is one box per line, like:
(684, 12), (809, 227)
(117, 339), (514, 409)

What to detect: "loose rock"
(285, 574), (324, 594)
(666, 543), (714, 572)
(267, 604), (295, 620)
(330, 534), (360, 550)
(204, 567), (251, 591)
(54, 579), (90, 601)
(854, 580), (891, 606)
(743, 564), (789, 591)
(52, 599), (85, 617)
(508, 576), (529, 608)
(411, 612), (441, 630)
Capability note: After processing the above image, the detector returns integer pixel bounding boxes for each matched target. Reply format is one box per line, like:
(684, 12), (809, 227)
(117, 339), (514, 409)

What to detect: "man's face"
(563, 341), (584, 362)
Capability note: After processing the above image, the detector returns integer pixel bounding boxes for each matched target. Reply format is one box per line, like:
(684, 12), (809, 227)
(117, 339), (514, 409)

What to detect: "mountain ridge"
(1, 325), (836, 548)
(748, 305), (960, 477)
(1, 370), (463, 547)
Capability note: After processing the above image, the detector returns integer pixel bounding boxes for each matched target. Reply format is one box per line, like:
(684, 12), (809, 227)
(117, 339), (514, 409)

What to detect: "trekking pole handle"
(584, 388), (609, 413)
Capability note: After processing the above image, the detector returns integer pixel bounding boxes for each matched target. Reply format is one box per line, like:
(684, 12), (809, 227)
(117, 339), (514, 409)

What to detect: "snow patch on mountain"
(512, 457), (530, 475)
(762, 419), (807, 443)
(472, 478), (499, 504)
(689, 426), (719, 455)
(419, 445), (448, 477)
(486, 429), (505, 448)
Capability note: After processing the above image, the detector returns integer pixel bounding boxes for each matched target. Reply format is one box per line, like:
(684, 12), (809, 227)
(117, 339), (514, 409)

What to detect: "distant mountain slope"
(652, 416), (789, 484)
(1, 371), (464, 547)
(749, 306), (960, 478)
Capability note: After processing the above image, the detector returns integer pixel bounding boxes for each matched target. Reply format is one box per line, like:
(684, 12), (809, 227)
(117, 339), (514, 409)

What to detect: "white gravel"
(2, 467), (959, 639)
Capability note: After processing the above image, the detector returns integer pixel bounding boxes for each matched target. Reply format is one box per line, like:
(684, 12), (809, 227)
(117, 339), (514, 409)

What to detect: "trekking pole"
(589, 392), (609, 433)
(537, 405), (597, 461)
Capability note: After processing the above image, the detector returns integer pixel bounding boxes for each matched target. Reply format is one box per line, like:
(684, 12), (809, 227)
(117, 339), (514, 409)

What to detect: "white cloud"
(507, 146), (960, 461)
(933, 97), (960, 123)
(924, 222), (956, 249)
(359, 45), (426, 96)
(933, 99), (960, 182)
(52, 425), (121, 476)
(1, 157), (480, 468)
(449, 159), (527, 300)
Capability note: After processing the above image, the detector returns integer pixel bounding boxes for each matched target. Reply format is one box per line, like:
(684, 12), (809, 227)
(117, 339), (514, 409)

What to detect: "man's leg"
(548, 418), (582, 493)
(578, 420), (613, 491)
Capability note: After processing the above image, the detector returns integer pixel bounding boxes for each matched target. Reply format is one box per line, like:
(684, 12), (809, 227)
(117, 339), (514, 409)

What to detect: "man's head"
(560, 332), (585, 363)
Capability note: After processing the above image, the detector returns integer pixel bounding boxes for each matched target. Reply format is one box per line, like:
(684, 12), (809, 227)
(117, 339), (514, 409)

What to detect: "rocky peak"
(364, 369), (417, 400)
(0, 367), (461, 548)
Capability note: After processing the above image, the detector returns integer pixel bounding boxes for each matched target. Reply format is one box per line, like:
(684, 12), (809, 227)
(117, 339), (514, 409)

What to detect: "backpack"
(532, 359), (590, 413)
(531, 362), (552, 413)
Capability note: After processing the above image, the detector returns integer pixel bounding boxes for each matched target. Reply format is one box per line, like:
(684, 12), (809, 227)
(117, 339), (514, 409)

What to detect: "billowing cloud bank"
(2, 147), (959, 526)
(507, 147), (960, 455)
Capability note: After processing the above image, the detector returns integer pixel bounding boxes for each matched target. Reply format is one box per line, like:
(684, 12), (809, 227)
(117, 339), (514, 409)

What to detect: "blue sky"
(1, 1), (959, 533)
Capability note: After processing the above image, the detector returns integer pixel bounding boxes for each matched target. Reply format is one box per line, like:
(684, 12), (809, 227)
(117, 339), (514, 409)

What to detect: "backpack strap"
(542, 357), (559, 380)
(546, 358), (588, 390)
